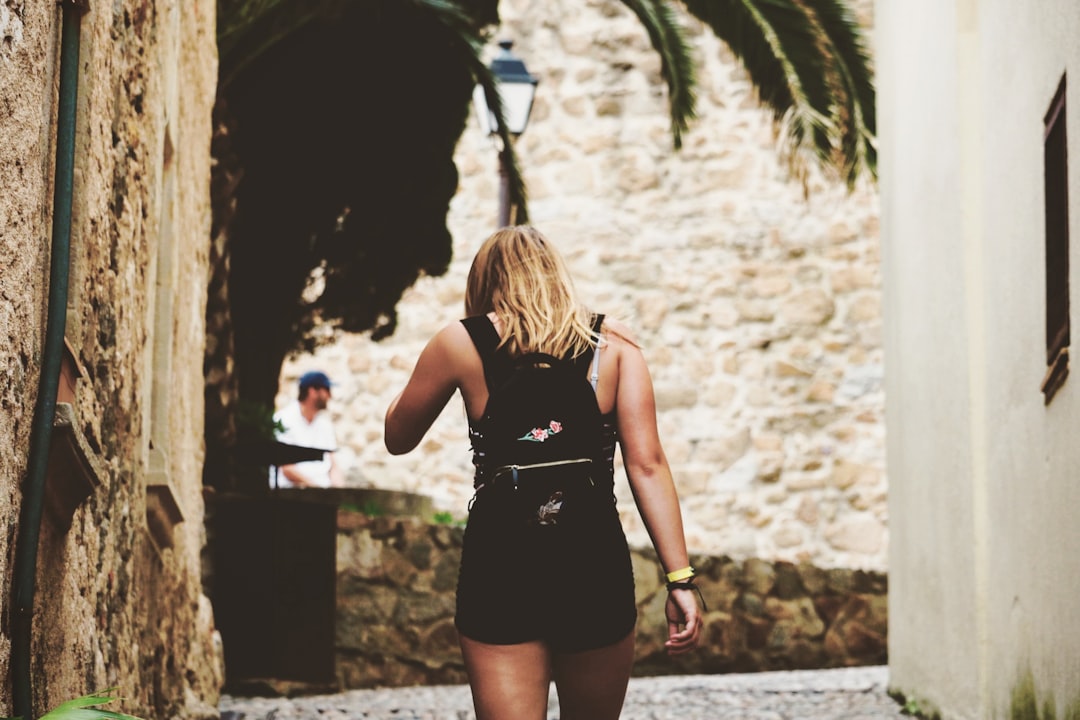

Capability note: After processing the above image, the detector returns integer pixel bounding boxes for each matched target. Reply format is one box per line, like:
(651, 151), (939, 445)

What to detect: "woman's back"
(455, 312), (626, 423)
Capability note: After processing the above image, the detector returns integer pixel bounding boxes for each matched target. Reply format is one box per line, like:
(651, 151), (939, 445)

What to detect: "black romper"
(453, 315), (638, 652)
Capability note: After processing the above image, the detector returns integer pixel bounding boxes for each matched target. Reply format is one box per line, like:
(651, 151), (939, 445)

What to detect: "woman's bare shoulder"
(600, 316), (641, 349)
(431, 319), (476, 353)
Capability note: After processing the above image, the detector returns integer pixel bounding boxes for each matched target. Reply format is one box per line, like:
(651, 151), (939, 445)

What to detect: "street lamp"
(472, 40), (538, 227)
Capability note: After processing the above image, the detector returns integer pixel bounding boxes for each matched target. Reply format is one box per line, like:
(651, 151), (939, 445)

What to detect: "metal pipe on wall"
(10, 2), (85, 717)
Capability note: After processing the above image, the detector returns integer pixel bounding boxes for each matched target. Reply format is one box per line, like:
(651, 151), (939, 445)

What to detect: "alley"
(219, 665), (910, 719)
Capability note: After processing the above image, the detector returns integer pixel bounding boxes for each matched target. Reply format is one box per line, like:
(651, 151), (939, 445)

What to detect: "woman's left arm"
(384, 323), (463, 455)
(613, 337), (701, 654)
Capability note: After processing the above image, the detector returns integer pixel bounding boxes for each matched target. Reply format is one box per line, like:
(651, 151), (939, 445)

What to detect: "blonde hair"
(465, 225), (598, 359)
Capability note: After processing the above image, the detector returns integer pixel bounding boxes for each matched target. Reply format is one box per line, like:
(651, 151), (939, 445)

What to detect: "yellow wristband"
(665, 566), (695, 583)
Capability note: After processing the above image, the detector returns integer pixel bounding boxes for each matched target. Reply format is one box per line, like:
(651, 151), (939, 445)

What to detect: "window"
(1042, 74), (1069, 404)
(143, 123), (184, 551)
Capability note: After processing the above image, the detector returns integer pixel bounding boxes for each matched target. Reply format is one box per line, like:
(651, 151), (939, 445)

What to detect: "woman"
(385, 225), (701, 720)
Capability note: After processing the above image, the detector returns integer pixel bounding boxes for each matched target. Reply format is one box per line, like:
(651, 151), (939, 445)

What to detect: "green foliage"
(217, 1), (501, 95)
(340, 501), (386, 517)
(901, 698), (920, 715)
(433, 510), (466, 526)
(218, 0), (326, 83)
(234, 398), (283, 442)
(887, 689), (939, 720)
(2, 689), (144, 720)
(362, 500), (386, 517)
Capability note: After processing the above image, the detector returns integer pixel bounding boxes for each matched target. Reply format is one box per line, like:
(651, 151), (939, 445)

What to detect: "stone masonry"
(280, 0), (884, 572)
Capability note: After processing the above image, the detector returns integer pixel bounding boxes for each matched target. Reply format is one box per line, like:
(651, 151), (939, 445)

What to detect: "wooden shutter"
(1042, 75), (1070, 404)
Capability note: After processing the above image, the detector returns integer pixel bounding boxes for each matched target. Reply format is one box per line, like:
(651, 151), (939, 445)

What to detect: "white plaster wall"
(978, 2), (1080, 717)
(881, 0), (1080, 716)
(878, 0), (981, 714)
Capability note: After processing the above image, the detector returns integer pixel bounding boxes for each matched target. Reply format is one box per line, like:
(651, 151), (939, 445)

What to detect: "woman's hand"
(664, 587), (702, 655)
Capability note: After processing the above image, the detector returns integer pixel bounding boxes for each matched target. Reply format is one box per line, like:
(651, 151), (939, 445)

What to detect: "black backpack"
(463, 314), (606, 526)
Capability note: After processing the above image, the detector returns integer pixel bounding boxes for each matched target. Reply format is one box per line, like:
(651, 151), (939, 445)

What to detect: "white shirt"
(269, 401), (338, 488)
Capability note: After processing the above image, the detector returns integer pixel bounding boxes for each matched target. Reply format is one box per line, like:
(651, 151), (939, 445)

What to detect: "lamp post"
(472, 40), (538, 228)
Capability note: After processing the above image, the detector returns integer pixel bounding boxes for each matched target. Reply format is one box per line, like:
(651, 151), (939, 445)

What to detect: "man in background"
(270, 370), (344, 488)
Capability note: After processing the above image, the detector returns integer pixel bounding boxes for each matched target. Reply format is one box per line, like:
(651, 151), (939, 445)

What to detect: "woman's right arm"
(384, 323), (465, 455)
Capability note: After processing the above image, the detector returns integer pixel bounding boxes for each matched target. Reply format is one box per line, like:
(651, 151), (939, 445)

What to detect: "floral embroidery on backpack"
(518, 420), (563, 442)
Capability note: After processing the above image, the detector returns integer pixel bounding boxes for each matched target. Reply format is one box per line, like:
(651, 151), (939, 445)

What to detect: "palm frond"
(620, 0), (698, 149)
(794, 0), (877, 184)
(407, 0), (487, 31)
(218, 0), (343, 88)
(678, 0), (876, 187)
(474, 76), (530, 223)
(409, 0), (529, 221)
(216, 0), (290, 46)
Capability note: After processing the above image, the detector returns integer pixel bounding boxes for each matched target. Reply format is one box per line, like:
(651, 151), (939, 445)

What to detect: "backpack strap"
(579, 313), (605, 391)
(461, 315), (510, 392)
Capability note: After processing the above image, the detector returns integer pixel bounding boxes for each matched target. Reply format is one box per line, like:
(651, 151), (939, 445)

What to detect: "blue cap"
(298, 370), (333, 391)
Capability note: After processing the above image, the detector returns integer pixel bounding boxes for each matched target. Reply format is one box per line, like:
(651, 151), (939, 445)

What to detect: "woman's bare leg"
(459, 634), (552, 720)
(551, 630), (635, 720)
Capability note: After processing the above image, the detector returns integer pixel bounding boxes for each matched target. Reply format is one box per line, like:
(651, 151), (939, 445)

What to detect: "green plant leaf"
(4, 689), (147, 720)
(902, 697), (921, 716)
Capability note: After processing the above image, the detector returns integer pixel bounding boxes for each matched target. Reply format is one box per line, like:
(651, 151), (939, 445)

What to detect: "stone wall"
(335, 511), (887, 689)
(280, 0), (885, 571)
(0, 2), (221, 717)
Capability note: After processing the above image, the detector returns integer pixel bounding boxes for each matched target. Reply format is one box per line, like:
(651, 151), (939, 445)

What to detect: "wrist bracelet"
(665, 566), (695, 583)
(666, 579), (708, 612)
